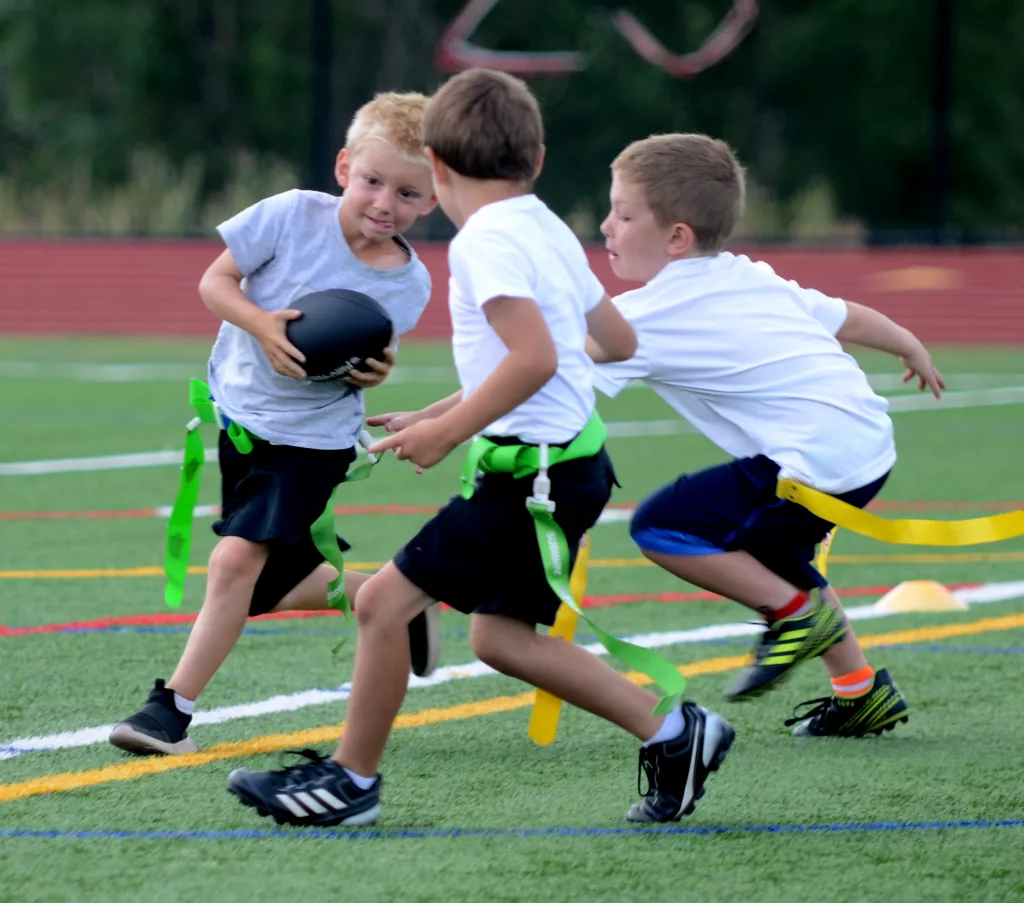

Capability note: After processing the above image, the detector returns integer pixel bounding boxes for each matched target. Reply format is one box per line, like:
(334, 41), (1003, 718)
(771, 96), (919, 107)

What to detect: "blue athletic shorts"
(629, 455), (889, 591)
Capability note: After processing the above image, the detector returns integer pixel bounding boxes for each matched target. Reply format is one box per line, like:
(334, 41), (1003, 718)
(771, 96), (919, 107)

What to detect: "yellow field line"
(2, 612), (1022, 804)
(4, 551), (1024, 579)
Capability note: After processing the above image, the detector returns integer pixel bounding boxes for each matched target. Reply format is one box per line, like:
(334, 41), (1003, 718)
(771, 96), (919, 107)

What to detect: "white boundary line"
(2, 361), (1022, 390)
(3, 385), (1022, 477)
(2, 579), (1021, 762)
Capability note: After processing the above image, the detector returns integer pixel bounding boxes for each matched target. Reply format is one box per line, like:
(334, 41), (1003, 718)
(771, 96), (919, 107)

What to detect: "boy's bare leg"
(332, 562), (432, 777)
(639, 547), (798, 615)
(167, 536), (269, 701)
(641, 546), (871, 680)
(267, 566), (372, 613)
(469, 613), (664, 740)
(817, 583), (870, 678)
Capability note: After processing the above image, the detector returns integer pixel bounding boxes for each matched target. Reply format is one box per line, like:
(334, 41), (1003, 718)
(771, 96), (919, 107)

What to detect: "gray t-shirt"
(208, 189), (432, 449)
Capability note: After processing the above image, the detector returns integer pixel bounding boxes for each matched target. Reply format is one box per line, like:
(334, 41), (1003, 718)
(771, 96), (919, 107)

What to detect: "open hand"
(900, 346), (946, 399)
(368, 418), (456, 470)
(256, 309), (307, 379)
(345, 347), (395, 389)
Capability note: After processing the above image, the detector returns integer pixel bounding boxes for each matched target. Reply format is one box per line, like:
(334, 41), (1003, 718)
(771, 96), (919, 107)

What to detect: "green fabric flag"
(163, 380), (378, 615)
(460, 413), (685, 715)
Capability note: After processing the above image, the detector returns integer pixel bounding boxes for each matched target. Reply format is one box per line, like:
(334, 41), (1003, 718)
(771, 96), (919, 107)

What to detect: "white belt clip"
(527, 443), (555, 512)
(186, 401), (227, 433)
(358, 429), (379, 464)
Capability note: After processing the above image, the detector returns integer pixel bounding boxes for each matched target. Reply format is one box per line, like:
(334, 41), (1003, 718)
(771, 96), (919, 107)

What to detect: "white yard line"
(3, 386), (1022, 476)
(4, 360), (1022, 389)
(2, 579), (1022, 762)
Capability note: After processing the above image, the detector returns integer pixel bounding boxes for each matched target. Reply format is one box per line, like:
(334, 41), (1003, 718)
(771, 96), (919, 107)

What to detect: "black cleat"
(627, 702), (734, 823)
(108, 678), (196, 756)
(787, 668), (910, 737)
(726, 601), (847, 701)
(228, 749), (382, 827)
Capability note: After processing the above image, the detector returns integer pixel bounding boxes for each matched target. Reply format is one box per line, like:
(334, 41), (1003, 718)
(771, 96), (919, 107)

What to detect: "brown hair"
(423, 69), (543, 182)
(612, 133), (746, 252)
(345, 91), (430, 164)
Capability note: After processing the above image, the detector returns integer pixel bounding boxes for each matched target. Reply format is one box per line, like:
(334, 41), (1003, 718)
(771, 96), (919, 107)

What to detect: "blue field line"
(2, 818), (1022, 843)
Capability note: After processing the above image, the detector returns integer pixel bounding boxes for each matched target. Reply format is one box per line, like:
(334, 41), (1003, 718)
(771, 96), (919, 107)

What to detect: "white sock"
(172, 693), (195, 715)
(343, 767), (376, 790)
(644, 705), (685, 746)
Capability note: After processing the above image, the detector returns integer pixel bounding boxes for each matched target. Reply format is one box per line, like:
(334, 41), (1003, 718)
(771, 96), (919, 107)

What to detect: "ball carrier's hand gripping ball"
(285, 289), (394, 381)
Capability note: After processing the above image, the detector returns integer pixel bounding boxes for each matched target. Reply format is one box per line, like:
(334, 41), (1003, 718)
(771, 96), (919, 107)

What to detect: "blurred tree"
(0, 0), (1020, 238)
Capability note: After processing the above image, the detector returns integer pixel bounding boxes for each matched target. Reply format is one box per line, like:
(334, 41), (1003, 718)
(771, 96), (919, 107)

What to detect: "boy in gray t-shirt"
(110, 92), (439, 758)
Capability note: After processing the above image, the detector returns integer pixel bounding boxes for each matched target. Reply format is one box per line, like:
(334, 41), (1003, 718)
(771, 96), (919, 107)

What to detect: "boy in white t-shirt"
(591, 133), (945, 737)
(108, 93), (441, 758)
(228, 71), (736, 827)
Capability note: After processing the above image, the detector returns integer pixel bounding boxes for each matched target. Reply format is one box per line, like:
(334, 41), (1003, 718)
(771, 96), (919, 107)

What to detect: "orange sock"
(831, 665), (875, 698)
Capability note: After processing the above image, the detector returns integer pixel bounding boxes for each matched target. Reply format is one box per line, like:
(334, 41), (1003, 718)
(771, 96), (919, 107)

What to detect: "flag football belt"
(777, 478), (1024, 545)
(164, 378), (378, 613)
(459, 412), (684, 716)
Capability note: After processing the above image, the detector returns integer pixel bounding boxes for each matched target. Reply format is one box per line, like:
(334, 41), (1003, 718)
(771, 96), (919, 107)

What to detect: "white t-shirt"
(448, 194), (605, 444)
(594, 253), (895, 493)
(209, 189), (431, 449)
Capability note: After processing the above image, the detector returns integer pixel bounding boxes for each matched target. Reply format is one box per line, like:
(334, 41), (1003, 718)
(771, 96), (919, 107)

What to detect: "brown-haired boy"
(109, 93), (441, 757)
(592, 132), (944, 736)
(227, 74), (736, 826)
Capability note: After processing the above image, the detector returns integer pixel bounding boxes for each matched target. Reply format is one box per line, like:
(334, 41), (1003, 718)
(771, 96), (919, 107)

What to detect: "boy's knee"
(208, 537), (266, 589)
(469, 618), (518, 673)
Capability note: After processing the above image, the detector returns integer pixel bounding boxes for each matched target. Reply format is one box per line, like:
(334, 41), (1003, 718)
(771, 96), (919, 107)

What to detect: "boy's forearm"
(200, 274), (267, 335)
(421, 391), (464, 419)
(836, 302), (920, 356)
(586, 335), (611, 364)
(435, 353), (555, 446)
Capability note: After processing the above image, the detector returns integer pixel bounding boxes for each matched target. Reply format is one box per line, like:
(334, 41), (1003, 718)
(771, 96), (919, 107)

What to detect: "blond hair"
(612, 133), (746, 253)
(423, 69), (543, 183)
(345, 91), (430, 164)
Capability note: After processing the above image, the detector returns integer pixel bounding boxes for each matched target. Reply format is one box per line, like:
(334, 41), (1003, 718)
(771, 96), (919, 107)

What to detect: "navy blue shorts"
(629, 455), (889, 591)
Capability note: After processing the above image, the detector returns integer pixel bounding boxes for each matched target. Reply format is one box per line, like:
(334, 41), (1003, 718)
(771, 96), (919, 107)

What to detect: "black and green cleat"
(786, 668), (910, 737)
(725, 600), (847, 701)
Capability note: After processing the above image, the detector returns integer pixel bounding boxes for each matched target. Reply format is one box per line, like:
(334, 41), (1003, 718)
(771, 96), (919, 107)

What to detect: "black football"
(285, 289), (394, 382)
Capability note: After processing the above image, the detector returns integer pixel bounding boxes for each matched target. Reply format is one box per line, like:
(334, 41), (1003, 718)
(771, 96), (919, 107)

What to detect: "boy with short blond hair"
(109, 92), (442, 757)
(227, 72), (736, 827)
(592, 132), (944, 736)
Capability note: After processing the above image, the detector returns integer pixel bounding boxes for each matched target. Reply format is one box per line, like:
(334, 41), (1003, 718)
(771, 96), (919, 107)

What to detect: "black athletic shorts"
(212, 430), (356, 616)
(394, 442), (617, 627)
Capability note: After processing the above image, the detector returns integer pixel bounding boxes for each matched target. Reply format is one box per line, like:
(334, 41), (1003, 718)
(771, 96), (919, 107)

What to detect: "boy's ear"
(420, 193), (440, 218)
(426, 147), (450, 187)
(533, 145), (546, 179)
(335, 149), (350, 189)
(667, 222), (697, 257)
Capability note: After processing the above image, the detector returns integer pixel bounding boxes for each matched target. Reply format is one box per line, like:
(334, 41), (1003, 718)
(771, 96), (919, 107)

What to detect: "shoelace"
(273, 747), (330, 776)
(783, 696), (834, 727)
(636, 747), (657, 797)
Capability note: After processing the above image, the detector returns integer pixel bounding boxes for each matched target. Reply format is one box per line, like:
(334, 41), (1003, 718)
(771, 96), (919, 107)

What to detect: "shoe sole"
(108, 724), (197, 756)
(227, 772), (381, 827)
(410, 604), (441, 678)
(792, 711), (910, 738)
(726, 621), (848, 702)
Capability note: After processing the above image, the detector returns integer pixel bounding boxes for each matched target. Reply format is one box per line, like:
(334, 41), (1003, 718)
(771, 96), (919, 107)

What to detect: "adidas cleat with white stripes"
(627, 702), (734, 823)
(227, 749), (382, 827)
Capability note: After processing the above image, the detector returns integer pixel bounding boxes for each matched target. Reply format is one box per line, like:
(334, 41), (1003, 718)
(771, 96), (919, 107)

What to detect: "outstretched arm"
(836, 301), (946, 398)
(586, 294), (637, 363)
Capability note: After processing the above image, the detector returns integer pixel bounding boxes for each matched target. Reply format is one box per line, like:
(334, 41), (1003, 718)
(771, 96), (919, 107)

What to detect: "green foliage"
(0, 0), (1021, 237)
